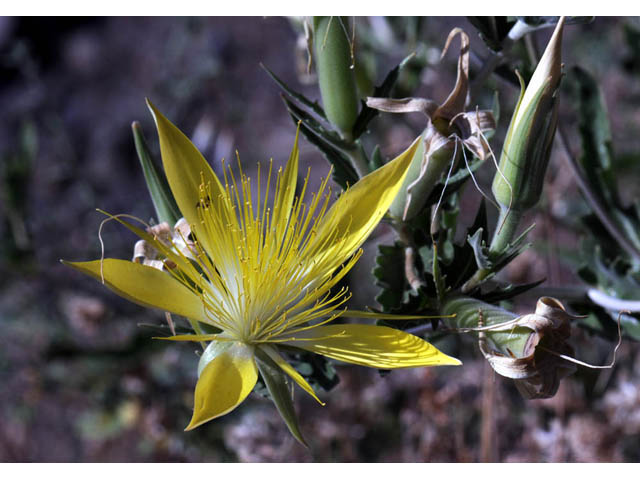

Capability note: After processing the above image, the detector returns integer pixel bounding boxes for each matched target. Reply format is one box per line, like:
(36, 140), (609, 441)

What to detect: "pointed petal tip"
(446, 356), (463, 366)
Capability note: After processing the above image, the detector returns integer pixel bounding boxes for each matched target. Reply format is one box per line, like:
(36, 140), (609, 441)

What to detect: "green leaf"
(468, 228), (492, 270)
(281, 95), (352, 151)
(466, 17), (515, 52)
(480, 278), (546, 303)
(574, 307), (640, 343)
(569, 67), (620, 208)
(131, 121), (181, 225)
(282, 96), (359, 189)
(352, 53), (415, 139)
(254, 348), (308, 447)
(261, 63), (327, 119)
(374, 243), (410, 312)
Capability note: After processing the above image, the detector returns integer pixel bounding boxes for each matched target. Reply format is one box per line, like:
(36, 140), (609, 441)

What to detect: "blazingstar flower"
(64, 101), (460, 433)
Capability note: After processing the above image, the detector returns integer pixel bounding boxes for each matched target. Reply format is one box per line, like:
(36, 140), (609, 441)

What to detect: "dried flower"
(367, 28), (496, 220)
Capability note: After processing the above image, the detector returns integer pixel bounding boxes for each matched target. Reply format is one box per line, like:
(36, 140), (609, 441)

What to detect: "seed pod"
(313, 16), (359, 137)
(492, 17), (564, 212)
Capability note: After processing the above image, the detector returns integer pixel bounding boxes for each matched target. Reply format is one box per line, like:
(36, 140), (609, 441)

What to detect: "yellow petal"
(146, 100), (230, 258)
(310, 137), (421, 263)
(282, 324), (461, 369)
(186, 342), (257, 430)
(260, 345), (325, 405)
(62, 259), (207, 322)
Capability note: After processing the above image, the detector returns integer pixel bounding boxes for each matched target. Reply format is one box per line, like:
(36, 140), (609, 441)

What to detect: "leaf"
(572, 305), (640, 343)
(352, 53), (415, 139)
(281, 95), (353, 151)
(374, 243), (409, 312)
(261, 63), (327, 119)
(569, 66), (620, 208)
(281, 96), (358, 189)
(466, 17), (515, 52)
(480, 278), (546, 303)
(131, 121), (181, 225)
(468, 228), (492, 270)
(254, 347), (308, 447)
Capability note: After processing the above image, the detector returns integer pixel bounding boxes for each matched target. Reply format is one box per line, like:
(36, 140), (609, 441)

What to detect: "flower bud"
(492, 17), (564, 212)
(313, 16), (359, 138)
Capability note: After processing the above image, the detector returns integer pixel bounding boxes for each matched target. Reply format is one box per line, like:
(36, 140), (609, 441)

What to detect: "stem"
(489, 205), (522, 255)
(557, 126), (640, 263)
(344, 140), (370, 178)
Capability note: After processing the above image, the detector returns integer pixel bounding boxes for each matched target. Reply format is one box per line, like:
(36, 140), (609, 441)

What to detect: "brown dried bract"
(478, 297), (578, 399)
(366, 29), (496, 220)
(132, 218), (196, 271)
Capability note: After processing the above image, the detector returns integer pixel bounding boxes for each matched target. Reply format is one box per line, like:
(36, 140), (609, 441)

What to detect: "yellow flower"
(64, 100), (460, 432)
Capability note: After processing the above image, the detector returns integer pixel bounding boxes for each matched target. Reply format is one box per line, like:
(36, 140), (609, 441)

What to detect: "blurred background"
(1, 16), (640, 462)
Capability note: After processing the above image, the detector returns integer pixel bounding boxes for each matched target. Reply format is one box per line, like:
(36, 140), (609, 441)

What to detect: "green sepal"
(131, 121), (181, 225)
(254, 347), (308, 447)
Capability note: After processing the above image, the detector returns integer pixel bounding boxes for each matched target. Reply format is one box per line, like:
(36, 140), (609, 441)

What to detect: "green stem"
(345, 140), (370, 178)
(489, 205), (522, 255)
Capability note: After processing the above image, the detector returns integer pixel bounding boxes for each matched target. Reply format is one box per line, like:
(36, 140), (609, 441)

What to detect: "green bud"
(492, 17), (564, 212)
(313, 16), (359, 137)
